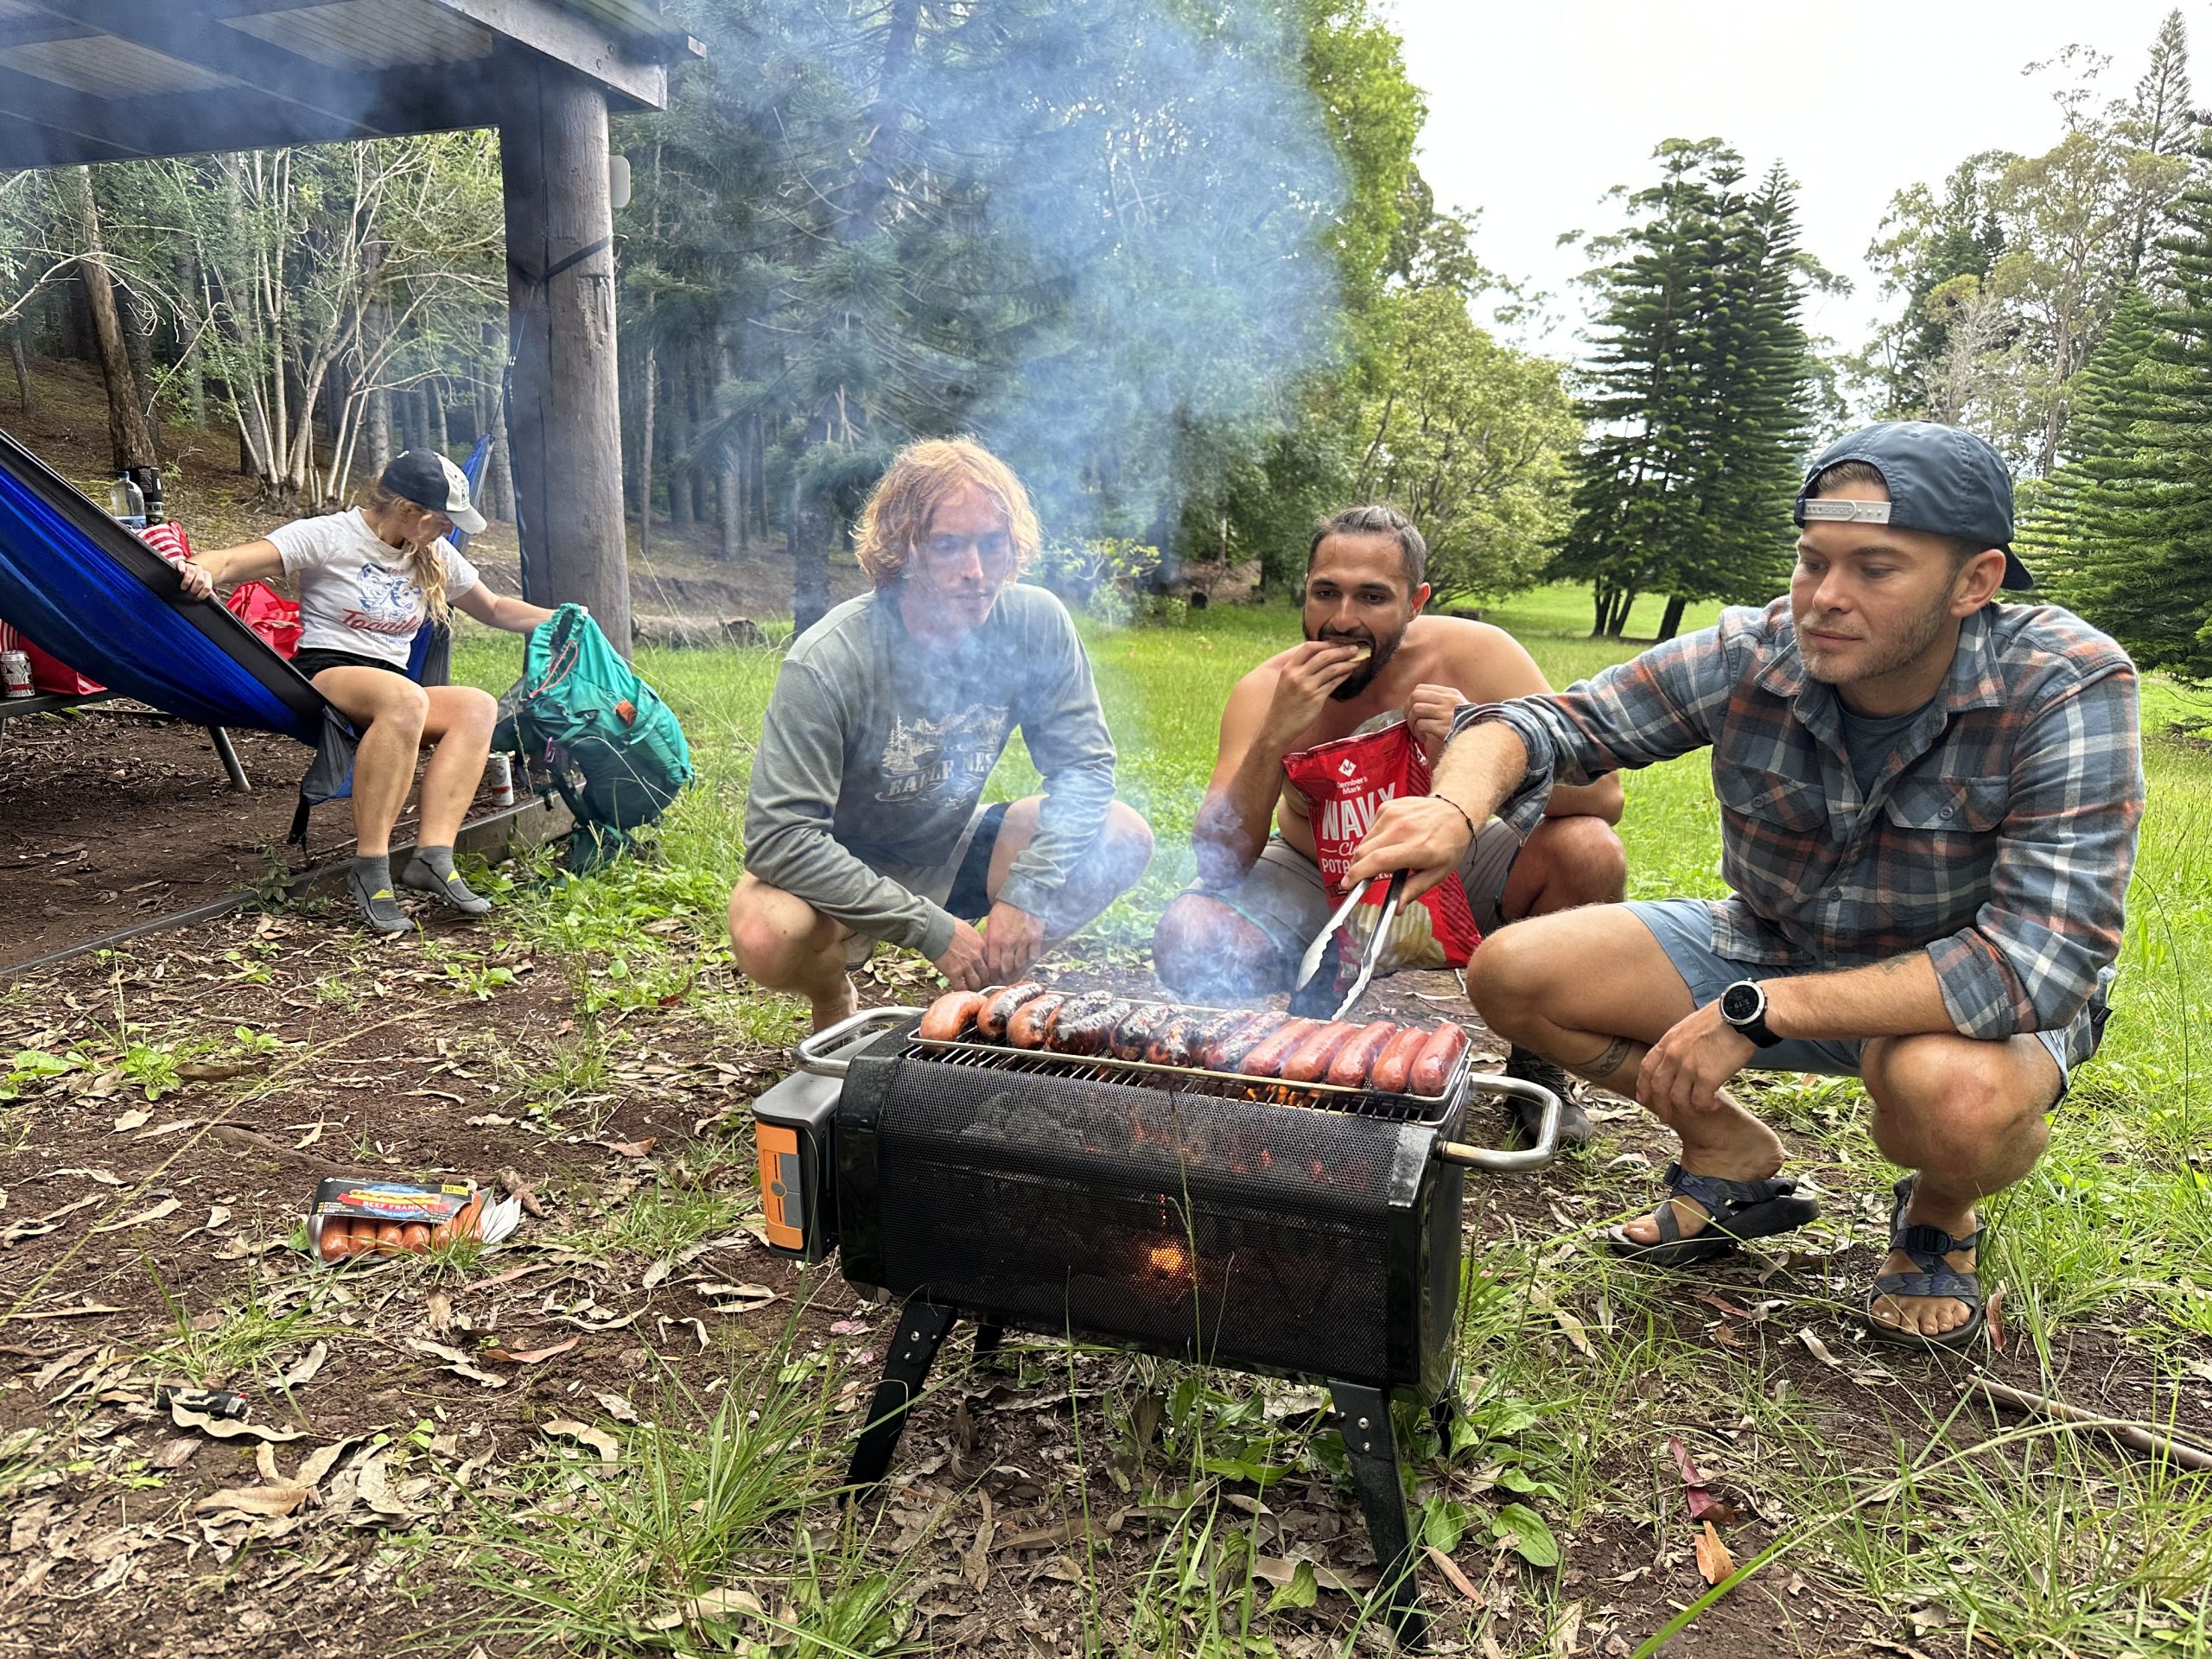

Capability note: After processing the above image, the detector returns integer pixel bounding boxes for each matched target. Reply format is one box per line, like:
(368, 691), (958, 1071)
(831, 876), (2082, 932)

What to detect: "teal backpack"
(495, 604), (694, 873)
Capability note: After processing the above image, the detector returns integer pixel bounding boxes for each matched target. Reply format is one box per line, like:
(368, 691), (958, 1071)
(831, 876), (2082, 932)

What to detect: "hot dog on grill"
(1408, 1021), (1469, 1095)
(1239, 1017), (1319, 1077)
(978, 982), (1046, 1042)
(1047, 993), (1124, 1056)
(1325, 1020), (1401, 1088)
(1211, 1011), (1288, 1071)
(1006, 993), (1066, 1049)
(1145, 1014), (1207, 1068)
(1282, 1021), (1360, 1083)
(1109, 1003), (1173, 1062)
(1367, 1024), (1429, 1094)
(918, 990), (988, 1042)
(1188, 1009), (1256, 1067)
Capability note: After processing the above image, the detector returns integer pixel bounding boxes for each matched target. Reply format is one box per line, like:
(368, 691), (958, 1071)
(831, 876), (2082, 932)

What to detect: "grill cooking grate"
(901, 1035), (1458, 1125)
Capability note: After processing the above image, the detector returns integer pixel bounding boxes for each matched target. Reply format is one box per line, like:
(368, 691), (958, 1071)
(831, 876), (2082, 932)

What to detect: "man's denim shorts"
(1625, 897), (2098, 1093)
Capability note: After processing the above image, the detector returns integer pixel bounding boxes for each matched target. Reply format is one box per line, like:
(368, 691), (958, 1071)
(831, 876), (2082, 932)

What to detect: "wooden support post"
(500, 56), (631, 652)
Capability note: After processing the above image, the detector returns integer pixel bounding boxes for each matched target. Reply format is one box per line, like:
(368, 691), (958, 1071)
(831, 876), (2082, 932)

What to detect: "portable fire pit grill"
(753, 1003), (1561, 1646)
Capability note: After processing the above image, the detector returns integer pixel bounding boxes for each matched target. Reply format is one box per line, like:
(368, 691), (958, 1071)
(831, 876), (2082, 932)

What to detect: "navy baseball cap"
(1794, 421), (2031, 591)
(380, 448), (486, 536)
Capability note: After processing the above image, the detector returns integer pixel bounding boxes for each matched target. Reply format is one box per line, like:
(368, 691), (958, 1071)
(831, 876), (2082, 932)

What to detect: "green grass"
(441, 583), (2212, 1656)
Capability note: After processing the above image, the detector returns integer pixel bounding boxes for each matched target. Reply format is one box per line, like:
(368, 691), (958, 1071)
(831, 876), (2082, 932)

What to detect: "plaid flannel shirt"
(1457, 598), (2144, 1040)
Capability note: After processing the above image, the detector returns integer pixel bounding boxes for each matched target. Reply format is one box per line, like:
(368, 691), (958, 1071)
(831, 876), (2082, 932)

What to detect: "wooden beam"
(423, 0), (667, 109)
(501, 58), (632, 648)
(34, 0), (393, 140)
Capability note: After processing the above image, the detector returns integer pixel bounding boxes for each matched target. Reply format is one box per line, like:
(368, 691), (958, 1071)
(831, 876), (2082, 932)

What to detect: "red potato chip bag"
(1281, 719), (1484, 970)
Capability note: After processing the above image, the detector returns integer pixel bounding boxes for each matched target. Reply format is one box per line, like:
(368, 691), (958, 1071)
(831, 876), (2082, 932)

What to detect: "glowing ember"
(1147, 1242), (1188, 1274)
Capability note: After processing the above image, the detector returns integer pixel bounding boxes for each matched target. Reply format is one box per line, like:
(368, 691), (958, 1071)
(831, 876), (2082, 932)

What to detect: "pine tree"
(2024, 134), (2212, 679)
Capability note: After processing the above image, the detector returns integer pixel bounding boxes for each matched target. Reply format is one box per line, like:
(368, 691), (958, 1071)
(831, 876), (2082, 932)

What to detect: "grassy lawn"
(435, 584), (2212, 1652)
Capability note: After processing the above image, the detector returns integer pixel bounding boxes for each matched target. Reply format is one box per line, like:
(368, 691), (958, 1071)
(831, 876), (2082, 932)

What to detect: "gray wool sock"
(411, 845), (458, 880)
(401, 844), (493, 916)
(347, 855), (409, 934)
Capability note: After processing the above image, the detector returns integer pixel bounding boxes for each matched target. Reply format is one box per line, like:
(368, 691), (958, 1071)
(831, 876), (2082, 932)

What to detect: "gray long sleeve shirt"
(742, 582), (1119, 960)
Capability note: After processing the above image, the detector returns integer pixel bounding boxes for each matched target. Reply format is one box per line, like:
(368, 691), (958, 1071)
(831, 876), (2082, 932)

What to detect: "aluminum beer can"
(485, 752), (516, 808)
(1, 650), (33, 699)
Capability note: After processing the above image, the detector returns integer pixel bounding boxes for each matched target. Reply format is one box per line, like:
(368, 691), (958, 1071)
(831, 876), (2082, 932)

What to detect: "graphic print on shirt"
(875, 705), (1012, 805)
(340, 561), (425, 637)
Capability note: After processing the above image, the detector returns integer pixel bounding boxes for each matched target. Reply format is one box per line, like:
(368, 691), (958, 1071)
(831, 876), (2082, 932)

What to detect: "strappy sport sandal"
(1866, 1175), (1986, 1351)
(1605, 1160), (1821, 1267)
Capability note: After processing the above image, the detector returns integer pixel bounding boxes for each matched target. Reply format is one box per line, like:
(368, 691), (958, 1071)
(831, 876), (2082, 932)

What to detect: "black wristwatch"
(1719, 979), (1780, 1047)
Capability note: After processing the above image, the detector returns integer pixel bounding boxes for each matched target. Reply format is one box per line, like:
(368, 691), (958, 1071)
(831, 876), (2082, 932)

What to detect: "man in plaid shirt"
(1348, 423), (2144, 1351)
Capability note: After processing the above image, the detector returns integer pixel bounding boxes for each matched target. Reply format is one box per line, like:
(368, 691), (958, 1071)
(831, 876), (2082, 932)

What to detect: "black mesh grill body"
(835, 1024), (1464, 1389)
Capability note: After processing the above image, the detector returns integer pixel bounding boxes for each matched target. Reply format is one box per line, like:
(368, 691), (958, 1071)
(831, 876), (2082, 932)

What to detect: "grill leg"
(844, 1298), (956, 1497)
(973, 1322), (1005, 1368)
(1332, 1382), (1428, 1650)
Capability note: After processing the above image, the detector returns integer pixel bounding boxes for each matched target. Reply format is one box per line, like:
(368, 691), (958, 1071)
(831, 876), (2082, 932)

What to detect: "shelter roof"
(0, 0), (691, 169)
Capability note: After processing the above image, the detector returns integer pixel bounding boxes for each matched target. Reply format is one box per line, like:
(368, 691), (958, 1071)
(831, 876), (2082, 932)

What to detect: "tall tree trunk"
(477, 330), (514, 522)
(687, 357), (709, 522)
(73, 172), (158, 478)
(663, 350), (692, 530)
(7, 320), (32, 415)
(172, 249), (205, 429)
(118, 280), (157, 436)
(753, 416), (769, 543)
(431, 378), (450, 454)
(1656, 594), (1688, 642)
(792, 477), (830, 639)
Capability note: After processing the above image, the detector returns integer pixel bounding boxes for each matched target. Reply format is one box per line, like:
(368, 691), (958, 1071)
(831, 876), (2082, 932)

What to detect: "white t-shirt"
(265, 509), (481, 666)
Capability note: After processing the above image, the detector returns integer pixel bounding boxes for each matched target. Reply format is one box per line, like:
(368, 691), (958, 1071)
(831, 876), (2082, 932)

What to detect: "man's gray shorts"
(1181, 821), (1522, 986)
(1626, 897), (2102, 1091)
(841, 802), (1001, 969)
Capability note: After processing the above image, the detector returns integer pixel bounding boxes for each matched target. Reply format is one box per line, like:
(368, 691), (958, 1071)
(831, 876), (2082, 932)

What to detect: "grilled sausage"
(1187, 1009), (1256, 1068)
(919, 990), (988, 1042)
(978, 982), (1047, 1042)
(1239, 1017), (1320, 1077)
(1367, 1024), (1429, 1095)
(1211, 1011), (1288, 1071)
(1282, 1021), (1360, 1084)
(1048, 993), (1125, 1056)
(1005, 993), (1066, 1050)
(1325, 1020), (1402, 1088)
(1408, 1021), (1470, 1095)
(1144, 1014), (1207, 1068)
(1109, 1002), (1173, 1061)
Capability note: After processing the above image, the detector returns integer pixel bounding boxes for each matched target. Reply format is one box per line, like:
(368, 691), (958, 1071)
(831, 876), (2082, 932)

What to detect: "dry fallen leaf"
(170, 1403), (302, 1443)
(482, 1336), (581, 1365)
(268, 1342), (327, 1392)
(405, 1338), (505, 1389)
(1249, 1554), (1367, 1595)
(543, 1419), (621, 1465)
(111, 1109), (150, 1133)
(1549, 1601), (1583, 1657)
(594, 1391), (641, 1424)
(1694, 1520), (1735, 1586)
(496, 1167), (546, 1218)
(645, 1586), (765, 1630)
(2, 1193), (102, 1244)
(1669, 1435), (1717, 1521)
(596, 1137), (657, 1160)
(196, 1484), (312, 1517)
(1985, 1283), (2008, 1354)
(1424, 1545), (1485, 1605)
(296, 1437), (366, 1490)
(697, 1282), (778, 1314)
(964, 1490), (995, 1592)
(89, 1197), (181, 1235)
(1797, 1328), (1842, 1368)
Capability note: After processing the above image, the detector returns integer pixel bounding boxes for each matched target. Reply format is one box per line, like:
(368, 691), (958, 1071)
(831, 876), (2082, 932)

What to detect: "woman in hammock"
(178, 450), (555, 935)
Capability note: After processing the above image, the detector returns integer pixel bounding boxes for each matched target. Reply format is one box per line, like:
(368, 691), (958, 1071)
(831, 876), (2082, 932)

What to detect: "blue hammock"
(0, 428), (327, 743)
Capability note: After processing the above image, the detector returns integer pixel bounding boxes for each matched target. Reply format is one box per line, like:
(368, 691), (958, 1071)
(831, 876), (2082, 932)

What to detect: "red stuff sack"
(1281, 719), (1484, 970)
(225, 580), (301, 659)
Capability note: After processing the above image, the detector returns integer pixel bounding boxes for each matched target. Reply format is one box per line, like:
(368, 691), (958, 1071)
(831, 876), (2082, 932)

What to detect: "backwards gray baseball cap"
(1793, 421), (2031, 591)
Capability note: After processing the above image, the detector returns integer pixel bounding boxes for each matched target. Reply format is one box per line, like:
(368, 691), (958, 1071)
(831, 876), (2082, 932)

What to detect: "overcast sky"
(1385, 0), (2194, 358)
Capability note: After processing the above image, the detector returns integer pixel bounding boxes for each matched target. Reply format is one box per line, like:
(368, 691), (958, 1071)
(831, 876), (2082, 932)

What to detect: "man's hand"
(1344, 794), (1476, 900)
(1636, 1000), (1758, 1119)
(1257, 641), (1364, 753)
(175, 560), (215, 601)
(932, 918), (988, 992)
(980, 900), (1048, 983)
(1405, 683), (1466, 766)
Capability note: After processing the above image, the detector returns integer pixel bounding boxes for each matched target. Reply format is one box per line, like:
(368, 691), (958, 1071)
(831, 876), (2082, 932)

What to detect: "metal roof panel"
(0, 31), (238, 96)
(225, 0), (493, 70)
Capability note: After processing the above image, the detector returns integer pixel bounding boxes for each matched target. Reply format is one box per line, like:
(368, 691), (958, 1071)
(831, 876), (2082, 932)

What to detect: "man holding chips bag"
(1153, 505), (1626, 1144)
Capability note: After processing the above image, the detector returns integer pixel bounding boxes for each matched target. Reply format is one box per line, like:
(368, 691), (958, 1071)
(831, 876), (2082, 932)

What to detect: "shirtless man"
(1151, 505), (1625, 1141)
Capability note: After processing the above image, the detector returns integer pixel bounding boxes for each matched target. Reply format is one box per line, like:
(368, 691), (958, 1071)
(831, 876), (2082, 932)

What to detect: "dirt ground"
(7, 890), (2194, 1659)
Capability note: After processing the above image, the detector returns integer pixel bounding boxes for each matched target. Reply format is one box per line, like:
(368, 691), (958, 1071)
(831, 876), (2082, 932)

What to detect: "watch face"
(1720, 982), (1761, 1023)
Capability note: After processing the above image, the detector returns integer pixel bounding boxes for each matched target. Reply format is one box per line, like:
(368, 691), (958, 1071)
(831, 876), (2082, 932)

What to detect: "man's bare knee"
(1466, 923), (1554, 1035)
(1103, 803), (1155, 887)
(1554, 817), (1627, 906)
(1864, 1033), (2050, 1174)
(728, 880), (836, 988)
(1154, 894), (1274, 997)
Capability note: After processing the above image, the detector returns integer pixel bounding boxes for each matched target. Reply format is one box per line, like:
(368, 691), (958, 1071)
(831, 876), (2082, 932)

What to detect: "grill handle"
(1434, 1074), (1560, 1171)
(796, 1007), (923, 1078)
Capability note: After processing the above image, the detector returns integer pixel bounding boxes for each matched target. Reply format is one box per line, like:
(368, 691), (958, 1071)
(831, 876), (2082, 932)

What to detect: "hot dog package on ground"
(307, 1177), (520, 1264)
(1281, 718), (1484, 972)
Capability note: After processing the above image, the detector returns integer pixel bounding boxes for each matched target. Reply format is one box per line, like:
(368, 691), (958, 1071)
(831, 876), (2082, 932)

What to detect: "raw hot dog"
(1239, 1017), (1319, 1078)
(1048, 994), (1124, 1056)
(919, 990), (988, 1042)
(1408, 1021), (1469, 1095)
(1006, 993), (1065, 1049)
(1282, 1021), (1360, 1084)
(1367, 1024), (1429, 1095)
(1109, 1003), (1173, 1061)
(1211, 1011), (1288, 1071)
(978, 982), (1046, 1042)
(1325, 1020), (1401, 1088)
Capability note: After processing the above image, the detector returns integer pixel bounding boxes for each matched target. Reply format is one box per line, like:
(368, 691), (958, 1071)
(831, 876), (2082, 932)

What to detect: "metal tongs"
(1287, 869), (1405, 1020)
